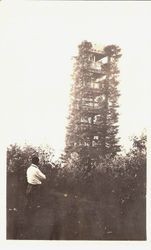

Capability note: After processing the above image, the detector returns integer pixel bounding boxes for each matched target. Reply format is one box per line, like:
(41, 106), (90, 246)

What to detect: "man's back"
(27, 163), (46, 185)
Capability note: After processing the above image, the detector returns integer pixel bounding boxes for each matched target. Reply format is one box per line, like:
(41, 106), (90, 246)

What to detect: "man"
(26, 156), (46, 209)
(24, 156), (46, 239)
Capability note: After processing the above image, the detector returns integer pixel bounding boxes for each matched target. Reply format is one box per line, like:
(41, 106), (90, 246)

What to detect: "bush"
(7, 134), (146, 240)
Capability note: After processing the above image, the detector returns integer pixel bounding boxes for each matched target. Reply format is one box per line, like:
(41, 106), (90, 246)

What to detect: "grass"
(7, 164), (146, 240)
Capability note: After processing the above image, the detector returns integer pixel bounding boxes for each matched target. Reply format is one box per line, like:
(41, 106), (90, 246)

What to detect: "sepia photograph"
(0, 0), (150, 247)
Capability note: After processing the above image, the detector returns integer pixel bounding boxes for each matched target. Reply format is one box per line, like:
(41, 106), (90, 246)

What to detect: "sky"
(0, 0), (150, 157)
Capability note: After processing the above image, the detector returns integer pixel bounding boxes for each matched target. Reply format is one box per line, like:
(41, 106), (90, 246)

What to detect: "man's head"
(32, 156), (39, 165)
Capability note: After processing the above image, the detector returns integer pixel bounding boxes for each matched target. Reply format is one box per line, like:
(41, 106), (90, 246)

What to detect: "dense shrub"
(7, 134), (146, 240)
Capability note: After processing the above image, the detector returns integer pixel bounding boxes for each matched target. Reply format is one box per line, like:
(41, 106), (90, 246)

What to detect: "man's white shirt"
(26, 164), (46, 185)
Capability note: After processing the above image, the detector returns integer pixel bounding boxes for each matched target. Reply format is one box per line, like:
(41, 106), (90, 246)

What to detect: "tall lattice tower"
(65, 41), (121, 162)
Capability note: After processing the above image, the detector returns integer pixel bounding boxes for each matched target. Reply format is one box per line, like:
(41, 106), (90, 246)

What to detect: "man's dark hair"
(32, 156), (39, 165)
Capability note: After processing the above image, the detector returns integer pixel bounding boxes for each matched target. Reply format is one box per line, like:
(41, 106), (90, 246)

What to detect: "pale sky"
(0, 0), (150, 157)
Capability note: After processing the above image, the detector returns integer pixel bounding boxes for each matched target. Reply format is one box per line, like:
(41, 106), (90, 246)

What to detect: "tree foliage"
(7, 133), (146, 240)
(7, 143), (54, 173)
